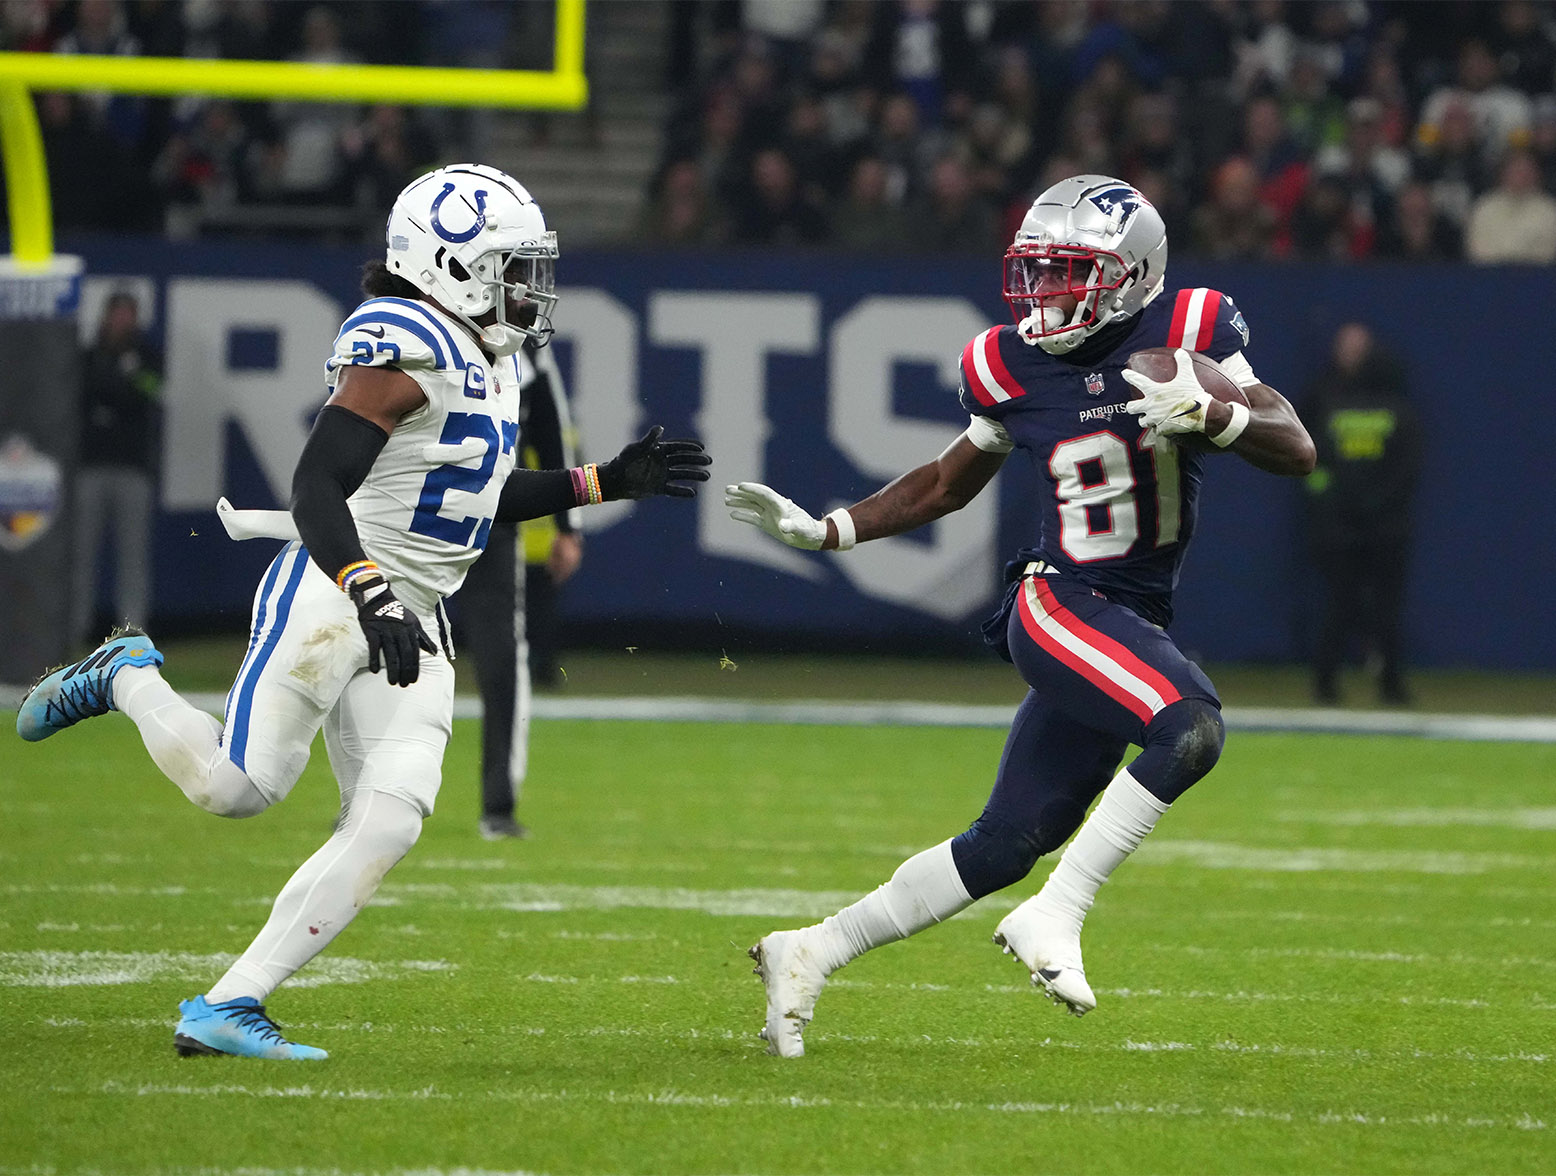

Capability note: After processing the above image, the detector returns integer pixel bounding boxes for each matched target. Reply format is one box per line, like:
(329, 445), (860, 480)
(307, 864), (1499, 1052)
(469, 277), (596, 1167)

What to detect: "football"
(1125, 347), (1249, 451)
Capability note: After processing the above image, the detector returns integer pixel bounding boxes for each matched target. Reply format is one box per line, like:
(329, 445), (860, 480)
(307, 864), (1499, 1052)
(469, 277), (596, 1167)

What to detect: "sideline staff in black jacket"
(1304, 322), (1422, 705)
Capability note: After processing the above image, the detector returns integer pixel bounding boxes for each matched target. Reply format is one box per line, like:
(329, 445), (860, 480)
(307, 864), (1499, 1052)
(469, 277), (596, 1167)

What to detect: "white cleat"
(748, 929), (826, 1057)
(993, 901), (1097, 1017)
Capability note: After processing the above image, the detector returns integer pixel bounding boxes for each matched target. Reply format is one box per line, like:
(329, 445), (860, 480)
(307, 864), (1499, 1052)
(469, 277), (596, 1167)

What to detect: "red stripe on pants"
(1017, 580), (1157, 723)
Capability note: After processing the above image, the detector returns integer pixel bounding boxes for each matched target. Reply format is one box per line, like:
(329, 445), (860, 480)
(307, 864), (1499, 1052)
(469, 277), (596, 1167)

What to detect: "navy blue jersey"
(959, 286), (1253, 627)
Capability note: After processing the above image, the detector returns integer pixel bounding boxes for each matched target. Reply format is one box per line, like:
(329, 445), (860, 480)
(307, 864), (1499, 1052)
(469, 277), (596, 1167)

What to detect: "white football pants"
(113, 540), (453, 999)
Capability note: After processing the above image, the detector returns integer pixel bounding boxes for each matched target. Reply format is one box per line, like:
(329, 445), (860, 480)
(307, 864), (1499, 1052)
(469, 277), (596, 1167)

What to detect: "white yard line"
(376, 881), (875, 918)
(1279, 806), (1556, 830)
(1194, 908), (1556, 932)
(30, 1013), (1552, 1064)
(821, 974), (1504, 1010)
(1167, 943), (1556, 970)
(50, 690), (1551, 743)
(48, 1078), (1547, 1132)
(373, 841), (1540, 923)
(12, 856), (1523, 930)
(0, 950), (455, 988)
(1131, 840), (1542, 874)
(1171, 874), (1556, 901)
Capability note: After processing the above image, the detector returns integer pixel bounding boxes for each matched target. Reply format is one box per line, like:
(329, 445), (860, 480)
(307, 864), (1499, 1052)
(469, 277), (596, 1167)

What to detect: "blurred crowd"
(5, 0), (557, 241)
(643, 0), (1556, 262)
(11, 0), (1556, 263)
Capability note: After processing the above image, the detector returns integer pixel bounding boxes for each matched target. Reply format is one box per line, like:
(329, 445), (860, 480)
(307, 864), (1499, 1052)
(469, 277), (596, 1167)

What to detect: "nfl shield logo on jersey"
(1085, 372), (1106, 396)
(0, 433), (63, 552)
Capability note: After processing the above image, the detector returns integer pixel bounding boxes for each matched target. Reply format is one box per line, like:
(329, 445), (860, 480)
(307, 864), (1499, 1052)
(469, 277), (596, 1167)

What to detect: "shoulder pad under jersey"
(1160, 288), (1251, 362)
(958, 324), (1031, 414)
(328, 297), (472, 376)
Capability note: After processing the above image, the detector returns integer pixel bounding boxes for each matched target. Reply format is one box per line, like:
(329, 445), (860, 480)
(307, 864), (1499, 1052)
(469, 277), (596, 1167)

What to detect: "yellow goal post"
(0, 0), (588, 265)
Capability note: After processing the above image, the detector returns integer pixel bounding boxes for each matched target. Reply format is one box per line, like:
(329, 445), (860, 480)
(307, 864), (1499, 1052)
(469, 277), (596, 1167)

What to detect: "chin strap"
(480, 324), (524, 357)
(1021, 294), (1110, 354)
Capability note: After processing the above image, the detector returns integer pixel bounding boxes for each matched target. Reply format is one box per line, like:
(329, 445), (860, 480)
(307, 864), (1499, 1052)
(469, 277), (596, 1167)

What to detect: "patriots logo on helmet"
(1086, 186), (1146, 231)
(1085, 371), (1106, 396)
(1230, 309), (1250, 346)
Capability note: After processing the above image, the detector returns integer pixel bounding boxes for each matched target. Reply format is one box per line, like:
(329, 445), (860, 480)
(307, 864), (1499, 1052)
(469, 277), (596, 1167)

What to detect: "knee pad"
(951, 812), (1047, 900)
(343, 789), (424, 861)
(200, 757), (271, 819)
(1030, 795), (1091, 857)
(1146, 698), (1226, 784)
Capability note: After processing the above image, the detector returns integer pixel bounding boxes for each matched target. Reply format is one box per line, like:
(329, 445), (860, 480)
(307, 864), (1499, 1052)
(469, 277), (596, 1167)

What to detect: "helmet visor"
(489, 231), (559, 343)
(1001, 241), (1124, 341)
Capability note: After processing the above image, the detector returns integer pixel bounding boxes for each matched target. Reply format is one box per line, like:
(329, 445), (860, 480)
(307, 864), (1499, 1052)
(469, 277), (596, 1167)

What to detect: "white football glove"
(725, 482), (826, 550)
(1121, 348), (1212, 439)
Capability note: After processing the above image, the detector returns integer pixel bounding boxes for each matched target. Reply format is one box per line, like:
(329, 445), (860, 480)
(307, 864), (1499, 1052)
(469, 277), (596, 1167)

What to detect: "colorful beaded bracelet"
(336, 560), (381, 591)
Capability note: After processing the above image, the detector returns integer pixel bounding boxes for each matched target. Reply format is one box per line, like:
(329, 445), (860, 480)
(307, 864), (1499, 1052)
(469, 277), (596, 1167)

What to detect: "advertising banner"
(47, 235), (1556, 670)
(0, 256), (82, 684)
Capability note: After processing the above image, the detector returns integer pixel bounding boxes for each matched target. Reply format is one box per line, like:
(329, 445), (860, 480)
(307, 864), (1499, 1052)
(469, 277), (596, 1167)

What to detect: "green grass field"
(3, 710), (1554, 1175)
(148, 636), (1556, 714)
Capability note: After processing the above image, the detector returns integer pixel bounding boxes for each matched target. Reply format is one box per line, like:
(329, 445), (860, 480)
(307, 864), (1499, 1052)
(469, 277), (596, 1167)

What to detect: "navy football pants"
(950, 573), (1225, 899)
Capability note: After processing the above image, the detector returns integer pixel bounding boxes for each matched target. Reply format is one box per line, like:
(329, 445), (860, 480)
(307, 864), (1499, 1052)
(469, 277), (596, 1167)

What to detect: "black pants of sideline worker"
(1313, 537), (1410, 703)
(458, 520), (528, 821)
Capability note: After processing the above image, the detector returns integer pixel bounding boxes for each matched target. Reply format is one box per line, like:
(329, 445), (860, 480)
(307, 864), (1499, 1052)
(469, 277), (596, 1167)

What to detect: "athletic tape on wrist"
(1210, 400), (1251, 448)
(825, 508), (857, 551)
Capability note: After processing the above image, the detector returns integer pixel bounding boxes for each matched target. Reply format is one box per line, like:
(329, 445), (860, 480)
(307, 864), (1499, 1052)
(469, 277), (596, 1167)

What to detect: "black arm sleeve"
(290, 404), (390, 583)
(524, 371), (567, 470)
(494, 466), (578, 524)
(519, 367), (578, 535)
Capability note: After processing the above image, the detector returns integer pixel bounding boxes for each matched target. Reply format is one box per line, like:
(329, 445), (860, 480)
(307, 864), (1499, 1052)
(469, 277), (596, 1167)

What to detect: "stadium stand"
(9, 0), (1556, 259)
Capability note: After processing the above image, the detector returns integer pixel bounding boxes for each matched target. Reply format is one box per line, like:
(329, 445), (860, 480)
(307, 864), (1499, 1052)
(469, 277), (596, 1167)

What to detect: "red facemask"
(1001, 241), (1129, 344)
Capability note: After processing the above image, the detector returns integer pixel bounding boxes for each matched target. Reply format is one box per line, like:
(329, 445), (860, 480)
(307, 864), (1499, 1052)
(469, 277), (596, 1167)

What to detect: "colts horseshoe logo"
(430, 183), (488, 243)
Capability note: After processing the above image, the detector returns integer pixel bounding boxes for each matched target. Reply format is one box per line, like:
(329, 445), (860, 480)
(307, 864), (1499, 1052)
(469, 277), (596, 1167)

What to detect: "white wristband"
(824, 508), (856, 551)
(1210, 400), (1250, 448)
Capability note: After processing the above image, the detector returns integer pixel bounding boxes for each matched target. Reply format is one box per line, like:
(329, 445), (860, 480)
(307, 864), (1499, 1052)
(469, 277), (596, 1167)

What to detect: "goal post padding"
(0, 256), (82, 684)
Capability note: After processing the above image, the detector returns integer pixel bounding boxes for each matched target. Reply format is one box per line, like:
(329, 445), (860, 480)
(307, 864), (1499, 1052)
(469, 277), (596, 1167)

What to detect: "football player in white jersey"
(16, 164), (710, 1060)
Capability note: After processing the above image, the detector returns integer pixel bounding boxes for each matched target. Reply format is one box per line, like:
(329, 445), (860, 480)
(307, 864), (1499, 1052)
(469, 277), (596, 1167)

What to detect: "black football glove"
(598, 426), (711, 500)
(349, 575), (437, 687)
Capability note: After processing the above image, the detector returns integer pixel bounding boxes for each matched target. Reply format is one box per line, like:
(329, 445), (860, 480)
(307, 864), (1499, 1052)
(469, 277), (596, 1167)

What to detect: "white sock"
(113, 666), (268, 818)
(206, 791), (422, 1003)
(810, 839), (973, 975)
(1032, 768), (1169, 938)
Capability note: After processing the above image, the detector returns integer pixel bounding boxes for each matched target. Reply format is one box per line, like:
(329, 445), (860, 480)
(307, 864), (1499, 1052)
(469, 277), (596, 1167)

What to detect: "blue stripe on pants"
(224, 546), (289, 726)
(227, 543), (309, 772)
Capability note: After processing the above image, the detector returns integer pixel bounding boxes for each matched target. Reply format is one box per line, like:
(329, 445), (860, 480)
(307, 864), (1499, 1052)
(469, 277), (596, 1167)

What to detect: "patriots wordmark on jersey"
(959, 287), (1256, 628)
(324, 296), (528, 619)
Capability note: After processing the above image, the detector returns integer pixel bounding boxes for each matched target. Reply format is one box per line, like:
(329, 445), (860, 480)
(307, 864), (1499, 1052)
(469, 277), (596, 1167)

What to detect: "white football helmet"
(1003, 175), (1167, 355)
(385, 163), (558, 355)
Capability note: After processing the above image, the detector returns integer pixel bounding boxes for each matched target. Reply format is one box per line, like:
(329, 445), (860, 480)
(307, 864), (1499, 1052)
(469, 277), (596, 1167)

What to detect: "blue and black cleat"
(173, 995), (328, 1060)
(15, 629), (163, 742)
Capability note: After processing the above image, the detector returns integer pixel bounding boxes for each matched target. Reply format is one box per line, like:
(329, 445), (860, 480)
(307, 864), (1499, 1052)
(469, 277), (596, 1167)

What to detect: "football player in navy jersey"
(726, 175), (1315, 1057)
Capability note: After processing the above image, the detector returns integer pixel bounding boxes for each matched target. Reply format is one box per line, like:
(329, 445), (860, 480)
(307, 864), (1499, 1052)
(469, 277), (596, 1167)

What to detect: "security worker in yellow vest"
(1304, 323), (1422, 706)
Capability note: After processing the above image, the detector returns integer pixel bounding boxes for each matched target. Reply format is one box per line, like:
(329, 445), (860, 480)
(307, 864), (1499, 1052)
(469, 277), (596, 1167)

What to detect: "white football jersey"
(325, 296), (524, 617)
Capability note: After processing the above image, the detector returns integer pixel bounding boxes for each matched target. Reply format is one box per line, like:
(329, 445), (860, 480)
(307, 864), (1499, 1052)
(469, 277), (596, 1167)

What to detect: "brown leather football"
(1125, 347), (1249, 407)
(1125, 348), (1249, 452)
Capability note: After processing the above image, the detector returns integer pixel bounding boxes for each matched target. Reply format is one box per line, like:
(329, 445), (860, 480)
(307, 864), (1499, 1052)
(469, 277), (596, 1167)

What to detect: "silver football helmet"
(385, 163), (558, 355)
(1003, 175), (1167, 355)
